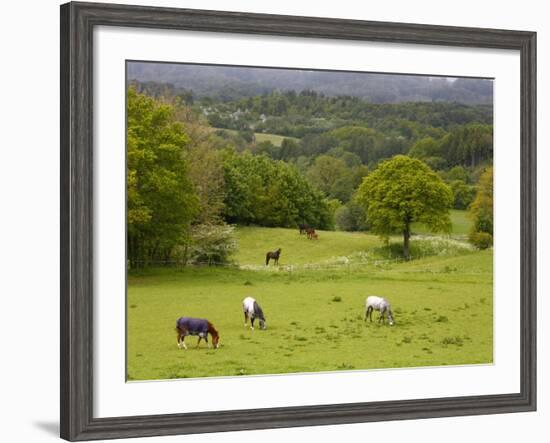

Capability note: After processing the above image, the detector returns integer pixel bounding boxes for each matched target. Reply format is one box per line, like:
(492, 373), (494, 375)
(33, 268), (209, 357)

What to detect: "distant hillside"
(127, 62), (493, 105)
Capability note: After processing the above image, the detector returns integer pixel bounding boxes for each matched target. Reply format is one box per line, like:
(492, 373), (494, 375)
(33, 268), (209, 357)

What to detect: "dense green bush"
(468, 167), (493, 249)
(222, 151), (333, 229)
(449, 180), (476, 209)
(468, 231), (493, 250)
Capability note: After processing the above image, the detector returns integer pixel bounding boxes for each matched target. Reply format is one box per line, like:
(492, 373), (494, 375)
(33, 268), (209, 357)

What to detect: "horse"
(242, 296), (267, 330)
(298, 223), (310, 235)
(365, 296), (395, 326)
(266, 248), (281, 266)
(176, 317), (220, 349)
(306, 227), (316, 239)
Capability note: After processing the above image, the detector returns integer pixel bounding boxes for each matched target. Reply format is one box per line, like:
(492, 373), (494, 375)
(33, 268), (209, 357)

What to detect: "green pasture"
(233, 227), (381, 266)
(413, 209), (471, 237)
(253, 132), (298, 146)
(127, 218), (492, 381)
(213, 127), (298, 147)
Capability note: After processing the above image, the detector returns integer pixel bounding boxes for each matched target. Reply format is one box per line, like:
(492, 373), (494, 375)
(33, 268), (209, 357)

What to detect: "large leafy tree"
(356, 155), (453, 259)
(307, 155), (348, 197)
(127, 88), (198, 266)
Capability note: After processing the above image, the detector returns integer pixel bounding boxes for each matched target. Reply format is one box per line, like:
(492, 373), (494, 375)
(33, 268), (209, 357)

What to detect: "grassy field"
(413, 209), (471, 237)
(127, 215), (492, 381)
(253, 132), (299, 146)
(213, 127), (299, 147)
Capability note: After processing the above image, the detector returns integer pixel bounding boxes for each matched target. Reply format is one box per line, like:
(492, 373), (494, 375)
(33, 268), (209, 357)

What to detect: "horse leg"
(196, 336), (202, 348)
(244, 311), (249, 327)
(180, 336), (188, 350)
(250, 317), (255, 331)
(266, 256), (270, 266)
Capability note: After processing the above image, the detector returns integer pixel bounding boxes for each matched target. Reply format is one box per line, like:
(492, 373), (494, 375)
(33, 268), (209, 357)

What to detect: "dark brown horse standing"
(265, 248), (282, 266)
(298, 223), (310, 235)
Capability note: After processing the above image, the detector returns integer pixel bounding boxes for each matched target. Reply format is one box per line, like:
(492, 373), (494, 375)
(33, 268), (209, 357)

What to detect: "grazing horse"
(298, 223), (310, 235)
(306, 227), (316, 239)
(266, 248), (281, 266)
(242, 296), (267, 330)
(176, 317), (220, 349)
(365, 296), (395, 326)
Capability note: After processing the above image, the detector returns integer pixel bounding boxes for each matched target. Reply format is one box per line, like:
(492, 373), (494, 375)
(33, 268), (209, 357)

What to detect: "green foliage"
(127, 87), (199, 266)
(254, 140), (279, 158)
(449, 180), (476, 209)
(469, 231), (493, 249)
(194, 89), (492, 138)
(327, 126), (382, 163)
(279, 138), (300, 160)
(335, 201), (368, 232)
(306, 154), (368, 203)
(175, 108), (227, 225)
(440, 124), (493, 168)
(468, 167), (493, 248)
(445, 166), (470, 183)
(409, 137), (442, 159)
(307, 155), (348, 196)
(222, 151), (333, 229)
(356, 156), (453, 258)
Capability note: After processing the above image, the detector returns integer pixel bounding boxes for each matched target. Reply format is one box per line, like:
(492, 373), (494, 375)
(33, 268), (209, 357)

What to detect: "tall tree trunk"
(403, 223), (411, 260)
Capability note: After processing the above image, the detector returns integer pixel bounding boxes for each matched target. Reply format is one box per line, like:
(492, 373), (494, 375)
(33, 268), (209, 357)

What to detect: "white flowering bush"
(187, 223), (238, 265)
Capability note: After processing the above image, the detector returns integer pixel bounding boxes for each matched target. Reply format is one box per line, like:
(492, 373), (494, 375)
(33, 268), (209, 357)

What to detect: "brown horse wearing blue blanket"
(176, 317), (220, 349)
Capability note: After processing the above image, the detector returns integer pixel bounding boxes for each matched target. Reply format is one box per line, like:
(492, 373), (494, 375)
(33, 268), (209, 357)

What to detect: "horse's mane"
(206, 321), (219, 336)
(253, 301), (265, 320)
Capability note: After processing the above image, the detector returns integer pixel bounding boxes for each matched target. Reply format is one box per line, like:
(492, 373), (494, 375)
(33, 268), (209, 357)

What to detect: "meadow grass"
(213, 127), (298, 147)
(233, 227), (382, 266)
(254, 132), (298, 146)
(127, 226), (493, 380)
(412, 209), (471, 237)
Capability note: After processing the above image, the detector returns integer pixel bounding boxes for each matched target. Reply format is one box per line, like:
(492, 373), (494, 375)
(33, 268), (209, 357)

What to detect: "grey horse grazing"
(242, 296), (266, 330)
(365, 296), (395, 326)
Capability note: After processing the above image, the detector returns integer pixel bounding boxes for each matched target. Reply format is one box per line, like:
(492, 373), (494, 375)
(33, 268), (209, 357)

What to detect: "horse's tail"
(265, 254), (269, 266)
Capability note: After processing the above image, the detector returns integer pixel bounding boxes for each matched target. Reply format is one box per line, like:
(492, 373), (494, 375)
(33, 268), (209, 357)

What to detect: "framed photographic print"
(60, 1), (536, 441)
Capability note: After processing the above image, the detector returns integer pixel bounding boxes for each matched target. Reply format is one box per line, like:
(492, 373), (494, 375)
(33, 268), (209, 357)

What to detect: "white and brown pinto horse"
(365, 296), (395, 326)
(242, 296), (266, 330)
(176, 317), (220, 349)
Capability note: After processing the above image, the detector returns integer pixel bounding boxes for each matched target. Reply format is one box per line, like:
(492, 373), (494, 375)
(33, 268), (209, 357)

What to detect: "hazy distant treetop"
(127, 62), (493, 105)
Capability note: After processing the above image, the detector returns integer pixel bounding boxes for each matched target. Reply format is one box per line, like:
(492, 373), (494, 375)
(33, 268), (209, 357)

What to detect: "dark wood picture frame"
(60, 1), (537, 441)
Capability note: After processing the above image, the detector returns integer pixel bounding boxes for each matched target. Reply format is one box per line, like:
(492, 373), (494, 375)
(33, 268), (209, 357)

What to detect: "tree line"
(127, 87), (493, 266)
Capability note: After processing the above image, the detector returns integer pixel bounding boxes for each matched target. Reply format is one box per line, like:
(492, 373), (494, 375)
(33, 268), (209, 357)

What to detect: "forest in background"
(127, 70), (493, 267)
(128, 63), (493, 104)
